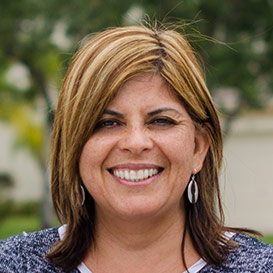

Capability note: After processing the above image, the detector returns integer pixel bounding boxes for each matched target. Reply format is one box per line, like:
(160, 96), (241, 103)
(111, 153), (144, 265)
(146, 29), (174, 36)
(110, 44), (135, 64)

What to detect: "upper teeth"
(112, 169), (159, 181)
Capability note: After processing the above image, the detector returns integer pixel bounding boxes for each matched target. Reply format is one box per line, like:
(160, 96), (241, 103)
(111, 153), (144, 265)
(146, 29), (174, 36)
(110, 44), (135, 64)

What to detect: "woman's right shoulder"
(0, 227), (62, 272)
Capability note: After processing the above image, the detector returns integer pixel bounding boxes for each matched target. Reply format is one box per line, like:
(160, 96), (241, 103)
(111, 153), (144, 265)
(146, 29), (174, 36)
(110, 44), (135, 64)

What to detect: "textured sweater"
(0, 227), (272, 272)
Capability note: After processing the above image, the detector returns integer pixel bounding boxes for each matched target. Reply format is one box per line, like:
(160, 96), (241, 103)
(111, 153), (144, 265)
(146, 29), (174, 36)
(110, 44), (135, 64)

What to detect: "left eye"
(150, 118), (176, 125)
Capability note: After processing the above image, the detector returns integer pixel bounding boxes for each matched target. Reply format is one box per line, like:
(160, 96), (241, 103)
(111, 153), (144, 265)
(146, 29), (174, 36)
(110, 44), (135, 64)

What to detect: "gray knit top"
(0, 227), (272, 272)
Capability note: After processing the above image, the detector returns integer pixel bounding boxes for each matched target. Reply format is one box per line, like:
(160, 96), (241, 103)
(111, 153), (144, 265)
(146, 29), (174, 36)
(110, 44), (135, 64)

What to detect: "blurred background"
(0, 0), (272, 242)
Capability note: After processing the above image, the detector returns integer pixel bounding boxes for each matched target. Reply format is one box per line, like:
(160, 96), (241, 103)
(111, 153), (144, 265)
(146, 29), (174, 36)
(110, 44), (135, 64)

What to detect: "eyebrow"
(147, 107), (181, 116)
(102, 107), (181, 118)
(102, 109), (124, 118)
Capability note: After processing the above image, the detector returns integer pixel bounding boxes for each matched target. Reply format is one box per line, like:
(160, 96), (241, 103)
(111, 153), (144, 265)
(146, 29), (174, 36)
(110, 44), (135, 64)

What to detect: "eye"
(95, 119), (120, 129)
(149, 117), (176, 126)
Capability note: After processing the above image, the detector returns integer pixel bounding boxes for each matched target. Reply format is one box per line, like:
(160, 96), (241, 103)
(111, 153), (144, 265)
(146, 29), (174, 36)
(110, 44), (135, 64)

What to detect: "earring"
(80, 185), (85, 206)
(187, 173), (198, 204)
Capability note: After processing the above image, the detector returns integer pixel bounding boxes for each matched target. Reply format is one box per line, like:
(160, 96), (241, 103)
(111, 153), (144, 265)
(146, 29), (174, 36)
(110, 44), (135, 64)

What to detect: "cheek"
(79, 142), (104, 198)
(155, 131), (195, 164)
(79, 136), (116, 179)
(79, 140), (101, 181)
(79, 147), (94, 184)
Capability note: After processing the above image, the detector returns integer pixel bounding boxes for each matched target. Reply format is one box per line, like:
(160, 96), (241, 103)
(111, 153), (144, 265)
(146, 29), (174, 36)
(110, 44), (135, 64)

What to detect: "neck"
(83, 205), (200, 273)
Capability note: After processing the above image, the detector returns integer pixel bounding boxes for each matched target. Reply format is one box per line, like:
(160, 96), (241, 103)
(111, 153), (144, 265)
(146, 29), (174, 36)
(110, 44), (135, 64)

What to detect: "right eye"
(95, 119), (120, 129)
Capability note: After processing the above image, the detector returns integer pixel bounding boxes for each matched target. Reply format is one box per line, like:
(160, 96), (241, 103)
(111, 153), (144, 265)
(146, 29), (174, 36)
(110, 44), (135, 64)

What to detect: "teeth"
(124, 170), (129, 180)
(144, 169), (149, 178)
(138, 170), (144, 180)
(130, 170), (136, 180)
(119, 170), (125, 179)
(112, 168), (160, 181)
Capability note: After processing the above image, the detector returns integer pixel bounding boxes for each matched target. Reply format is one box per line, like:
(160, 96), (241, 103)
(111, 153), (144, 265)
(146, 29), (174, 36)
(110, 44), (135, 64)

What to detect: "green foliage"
(0, 173), (13, 188)
(140, 0), (273, 109)
(0, 200), (41, 222)
(0, 1), (272, 230)
(0, 215), (41, 240)
(0, 103), (44, 160)
(3, 200), (41, 215)
(0, 201), (59, 240)
(1, 0), (272, 117)
(262, 235), (273, 245)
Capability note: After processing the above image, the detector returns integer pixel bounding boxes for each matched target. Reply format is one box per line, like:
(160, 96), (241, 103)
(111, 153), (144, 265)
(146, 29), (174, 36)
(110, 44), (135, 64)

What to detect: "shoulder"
(201, 233), (273, 272)
(0, 227), (64, 273)
(228, 233), (273, 271)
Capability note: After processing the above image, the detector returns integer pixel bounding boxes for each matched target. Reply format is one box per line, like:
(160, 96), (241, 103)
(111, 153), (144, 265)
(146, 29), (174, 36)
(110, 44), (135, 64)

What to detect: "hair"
(48, 24), (257, 272)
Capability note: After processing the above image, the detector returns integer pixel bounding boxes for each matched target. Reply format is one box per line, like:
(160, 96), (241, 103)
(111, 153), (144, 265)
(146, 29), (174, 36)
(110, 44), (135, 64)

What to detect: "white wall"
(221, 115), (273, 234)
(0, 123), (42, 201)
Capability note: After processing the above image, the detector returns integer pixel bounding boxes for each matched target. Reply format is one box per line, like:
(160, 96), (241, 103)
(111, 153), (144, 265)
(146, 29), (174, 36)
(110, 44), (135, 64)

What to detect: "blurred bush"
(0, 200), (41, 222)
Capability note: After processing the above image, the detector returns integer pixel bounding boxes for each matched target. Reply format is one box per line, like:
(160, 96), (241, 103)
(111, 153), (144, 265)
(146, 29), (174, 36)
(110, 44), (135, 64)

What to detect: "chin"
(112, 197), (172, 220)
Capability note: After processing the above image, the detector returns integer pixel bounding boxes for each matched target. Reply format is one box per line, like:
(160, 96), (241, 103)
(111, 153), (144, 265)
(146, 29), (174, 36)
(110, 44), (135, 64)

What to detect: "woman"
(1, 25), (272, 273)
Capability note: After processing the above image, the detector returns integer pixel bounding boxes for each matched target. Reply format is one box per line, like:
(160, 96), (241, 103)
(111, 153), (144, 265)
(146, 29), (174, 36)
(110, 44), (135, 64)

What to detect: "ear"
(193, 128), (210, 173)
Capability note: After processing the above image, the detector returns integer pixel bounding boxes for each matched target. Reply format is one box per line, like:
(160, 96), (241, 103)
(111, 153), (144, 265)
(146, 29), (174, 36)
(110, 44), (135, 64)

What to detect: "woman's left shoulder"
(226, 233), (273, 272)
(200, 233), (273, 273)
(233, 233), (273, 254)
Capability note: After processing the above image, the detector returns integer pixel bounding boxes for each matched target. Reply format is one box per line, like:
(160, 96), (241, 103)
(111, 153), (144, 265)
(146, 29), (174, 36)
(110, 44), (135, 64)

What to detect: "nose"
(117, 126), (154, 154)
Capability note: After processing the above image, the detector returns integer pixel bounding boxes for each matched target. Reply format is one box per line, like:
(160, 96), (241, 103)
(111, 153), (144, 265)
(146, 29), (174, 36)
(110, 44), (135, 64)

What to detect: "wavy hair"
(48, 25), (249, 272)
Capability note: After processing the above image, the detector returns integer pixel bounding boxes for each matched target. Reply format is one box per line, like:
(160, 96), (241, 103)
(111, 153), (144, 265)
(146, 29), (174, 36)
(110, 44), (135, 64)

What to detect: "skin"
(79, 73), (209, 273)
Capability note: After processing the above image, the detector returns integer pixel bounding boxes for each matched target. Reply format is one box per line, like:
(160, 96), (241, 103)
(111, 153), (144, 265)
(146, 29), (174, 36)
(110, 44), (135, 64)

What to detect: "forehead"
(106, 73), (182, 110)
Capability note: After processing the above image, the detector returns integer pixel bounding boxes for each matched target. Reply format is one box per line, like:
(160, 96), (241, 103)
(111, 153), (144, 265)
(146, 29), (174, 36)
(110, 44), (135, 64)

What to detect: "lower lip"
(111, 172), (162, 187)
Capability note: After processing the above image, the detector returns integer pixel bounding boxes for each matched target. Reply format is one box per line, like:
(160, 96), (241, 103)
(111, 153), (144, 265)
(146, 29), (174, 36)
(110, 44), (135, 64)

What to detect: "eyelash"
(149, 117), (176, 126)
(95, 119), (121, 129)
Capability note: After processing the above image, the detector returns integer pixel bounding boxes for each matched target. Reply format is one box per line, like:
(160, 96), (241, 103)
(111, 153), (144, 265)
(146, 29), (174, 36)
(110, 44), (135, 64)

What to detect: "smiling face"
(79, 73), (209, 221)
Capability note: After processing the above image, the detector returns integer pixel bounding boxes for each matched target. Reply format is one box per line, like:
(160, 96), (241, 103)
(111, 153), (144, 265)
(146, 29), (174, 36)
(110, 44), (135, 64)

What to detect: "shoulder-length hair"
(48, 25), (243, 272)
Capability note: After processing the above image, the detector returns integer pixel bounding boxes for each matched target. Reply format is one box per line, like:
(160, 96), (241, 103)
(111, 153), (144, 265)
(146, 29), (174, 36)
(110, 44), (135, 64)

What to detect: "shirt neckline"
(58, 225), (235, 273)
(76, 258), (207, 273)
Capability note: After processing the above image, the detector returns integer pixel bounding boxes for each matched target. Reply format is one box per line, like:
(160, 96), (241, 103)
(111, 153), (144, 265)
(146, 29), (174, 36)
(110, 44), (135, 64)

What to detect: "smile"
(109, 168), (163, 182)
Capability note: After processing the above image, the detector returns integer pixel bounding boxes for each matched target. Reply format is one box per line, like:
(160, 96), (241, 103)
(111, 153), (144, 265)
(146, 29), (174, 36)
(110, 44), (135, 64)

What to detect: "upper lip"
(108, 163), (163, 170)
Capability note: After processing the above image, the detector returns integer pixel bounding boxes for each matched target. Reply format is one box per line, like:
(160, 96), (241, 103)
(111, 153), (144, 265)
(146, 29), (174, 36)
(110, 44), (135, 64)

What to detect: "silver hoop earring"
(80, 185), (85, 206)
(187, 174), (198, 204)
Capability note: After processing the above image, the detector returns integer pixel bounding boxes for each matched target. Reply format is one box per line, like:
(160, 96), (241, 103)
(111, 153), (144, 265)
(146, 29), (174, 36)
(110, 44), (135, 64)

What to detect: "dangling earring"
(80, 185), (85, 206)
(187, 171), (198, 204)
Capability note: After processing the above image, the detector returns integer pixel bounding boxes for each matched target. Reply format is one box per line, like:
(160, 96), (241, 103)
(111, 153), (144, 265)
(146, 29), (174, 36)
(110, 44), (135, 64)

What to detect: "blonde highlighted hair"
(49, 24), (239, 271)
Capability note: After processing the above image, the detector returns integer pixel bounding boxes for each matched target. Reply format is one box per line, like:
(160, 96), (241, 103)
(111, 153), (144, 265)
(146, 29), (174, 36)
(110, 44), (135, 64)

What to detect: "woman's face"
(79, 73), (209, 221)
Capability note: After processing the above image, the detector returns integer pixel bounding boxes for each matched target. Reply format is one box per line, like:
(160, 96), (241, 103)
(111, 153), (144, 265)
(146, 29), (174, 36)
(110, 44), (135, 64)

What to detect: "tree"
(0, 0), (272, 227)
(140, 0), (273, 134)
(0, 0), (137, 227)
